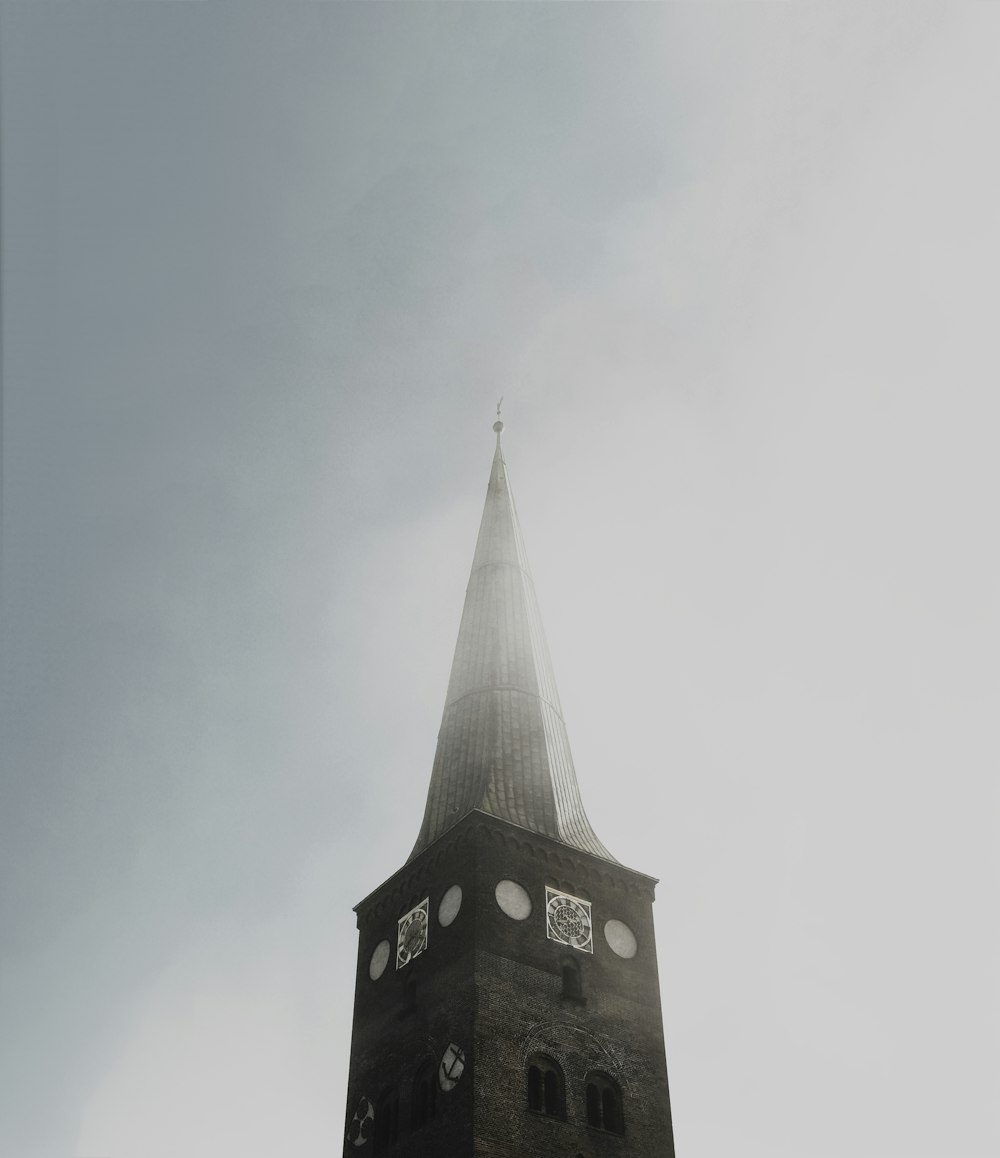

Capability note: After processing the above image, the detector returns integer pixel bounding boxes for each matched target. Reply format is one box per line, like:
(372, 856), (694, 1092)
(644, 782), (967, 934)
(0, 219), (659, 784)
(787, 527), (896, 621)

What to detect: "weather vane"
(493, 396), (504, 434)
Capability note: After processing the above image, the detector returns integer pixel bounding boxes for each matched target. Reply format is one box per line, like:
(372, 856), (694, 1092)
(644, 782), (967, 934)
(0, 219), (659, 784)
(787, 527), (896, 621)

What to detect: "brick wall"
(343, 814), (676, 1157)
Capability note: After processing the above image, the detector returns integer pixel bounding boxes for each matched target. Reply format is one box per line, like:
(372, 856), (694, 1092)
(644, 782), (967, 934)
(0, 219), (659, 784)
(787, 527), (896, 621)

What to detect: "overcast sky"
(2, 4), (997, 1157)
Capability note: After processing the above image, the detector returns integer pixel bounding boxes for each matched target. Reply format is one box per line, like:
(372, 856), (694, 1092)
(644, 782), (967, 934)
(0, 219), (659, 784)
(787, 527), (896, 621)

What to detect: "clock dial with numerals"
(396, 899), (429, 969)
(545, 886), (593, 953)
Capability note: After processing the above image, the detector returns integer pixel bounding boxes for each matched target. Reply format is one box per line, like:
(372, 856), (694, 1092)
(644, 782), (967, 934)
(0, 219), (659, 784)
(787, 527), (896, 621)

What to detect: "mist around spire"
(408, 424), (614, 863)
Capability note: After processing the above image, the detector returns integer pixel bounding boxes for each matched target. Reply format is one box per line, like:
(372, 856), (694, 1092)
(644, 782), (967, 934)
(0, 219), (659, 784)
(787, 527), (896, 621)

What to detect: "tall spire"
(409, 419), (614, 862)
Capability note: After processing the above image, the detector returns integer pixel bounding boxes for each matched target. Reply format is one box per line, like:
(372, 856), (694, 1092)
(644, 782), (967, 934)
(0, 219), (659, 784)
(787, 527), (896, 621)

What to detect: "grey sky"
(2, 4), (997, 1157)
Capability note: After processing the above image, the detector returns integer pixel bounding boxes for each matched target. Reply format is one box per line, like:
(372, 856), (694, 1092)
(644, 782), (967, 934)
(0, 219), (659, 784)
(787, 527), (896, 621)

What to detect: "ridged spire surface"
(409, 424), (614, 862)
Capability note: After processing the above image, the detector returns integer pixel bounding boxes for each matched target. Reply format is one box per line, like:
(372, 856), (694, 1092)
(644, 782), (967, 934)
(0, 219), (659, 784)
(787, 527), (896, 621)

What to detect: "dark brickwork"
(344, 812), (676, 1158)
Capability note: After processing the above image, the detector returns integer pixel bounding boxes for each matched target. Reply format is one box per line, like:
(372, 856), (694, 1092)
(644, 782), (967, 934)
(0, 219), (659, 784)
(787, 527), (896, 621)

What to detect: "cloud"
(4, 5), (997, 1158)
(77, 872), (348, 1158)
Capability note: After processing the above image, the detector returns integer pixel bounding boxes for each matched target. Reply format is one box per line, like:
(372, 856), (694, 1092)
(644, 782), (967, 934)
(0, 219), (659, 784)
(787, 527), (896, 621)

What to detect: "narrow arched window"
(526, 1053), (565, 1119)
(586, 1081), (601, 1127)
(543, 1069), (559, 1115)
(585, 1071), (624, 1135)
(561, 958), (583, 1001)
(410, 1061), (436, 1129)
(527, 1065), (543, 1111)
(602, 1086), (621, 1133)
(373, 1085), (399, 1151)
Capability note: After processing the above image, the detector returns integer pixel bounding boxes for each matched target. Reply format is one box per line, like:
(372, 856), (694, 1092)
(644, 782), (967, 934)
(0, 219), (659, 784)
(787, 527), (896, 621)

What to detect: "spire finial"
(493, 396), (504, 434)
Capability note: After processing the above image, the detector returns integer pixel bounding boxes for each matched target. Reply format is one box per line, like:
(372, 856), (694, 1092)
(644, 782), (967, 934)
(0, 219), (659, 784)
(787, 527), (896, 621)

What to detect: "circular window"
(604, 919), (638, 959)
(438, 884), (463, 927)
(495, 879), (532, 920)
(368, 939), (391, 980)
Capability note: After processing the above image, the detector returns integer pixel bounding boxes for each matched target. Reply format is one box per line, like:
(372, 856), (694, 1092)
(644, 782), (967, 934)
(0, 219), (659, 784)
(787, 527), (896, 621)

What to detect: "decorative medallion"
(545, 886), (593, 953)
(396, 899), (429, 969)
(604, 918), (638, 959)
(347, 1094), (374, 1146)
(438, 1042), (466, 1092)
(495, 879), (532, 920)
(438, 884), (463, 927)
(368, 939), (391, 981)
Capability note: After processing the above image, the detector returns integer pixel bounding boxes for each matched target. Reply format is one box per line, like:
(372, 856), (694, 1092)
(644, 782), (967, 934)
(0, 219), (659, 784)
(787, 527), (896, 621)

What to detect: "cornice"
(355, 812), (656, 929)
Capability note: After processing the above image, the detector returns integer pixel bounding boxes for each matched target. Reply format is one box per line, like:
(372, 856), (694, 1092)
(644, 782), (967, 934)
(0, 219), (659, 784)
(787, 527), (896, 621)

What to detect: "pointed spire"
(409, 418), (614, 863)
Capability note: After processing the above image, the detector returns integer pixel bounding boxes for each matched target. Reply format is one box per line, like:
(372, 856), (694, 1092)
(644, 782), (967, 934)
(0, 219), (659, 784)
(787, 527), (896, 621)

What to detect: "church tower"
(343, 421), (676, 1157)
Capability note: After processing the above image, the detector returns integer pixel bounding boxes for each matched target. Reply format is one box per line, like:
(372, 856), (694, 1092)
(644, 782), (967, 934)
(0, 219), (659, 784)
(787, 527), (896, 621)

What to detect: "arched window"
(585, 1072), (624, 1135)
(526, 1053), (565, 1119)
(602, 1085), (622, 1134)
(561, 957), (583, 1001)
(586, 1081), (601, 1127)
(373, 1085), (399, 1151)
(410, 1061), (437, 1130)
(544, 1069), (560, 1115)
(528, 1064), (543, 1111)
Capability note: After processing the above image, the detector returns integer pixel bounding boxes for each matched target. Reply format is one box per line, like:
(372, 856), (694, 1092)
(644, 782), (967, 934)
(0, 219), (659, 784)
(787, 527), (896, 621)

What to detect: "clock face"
(545, 886), (593, 953)
(438, 1042), (466, 1091)
(347, 1094), (374, 1146)
(396, 899), (429, 969)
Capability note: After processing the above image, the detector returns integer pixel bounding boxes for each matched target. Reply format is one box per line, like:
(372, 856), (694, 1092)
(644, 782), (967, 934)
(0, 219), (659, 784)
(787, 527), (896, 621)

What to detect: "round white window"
(495, 879), (532, 920)
(368, 939), (391, 980)
(604, 919), (638, 959)
(438, 884), (463, 927)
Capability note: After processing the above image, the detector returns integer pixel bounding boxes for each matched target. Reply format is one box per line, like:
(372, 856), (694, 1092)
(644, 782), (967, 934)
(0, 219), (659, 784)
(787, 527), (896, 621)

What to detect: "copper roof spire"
(408, 418), (614, 862)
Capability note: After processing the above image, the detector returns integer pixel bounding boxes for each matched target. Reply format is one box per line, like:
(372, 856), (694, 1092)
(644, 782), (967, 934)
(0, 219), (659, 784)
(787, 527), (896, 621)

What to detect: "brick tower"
(343, 420), (676, 1157)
